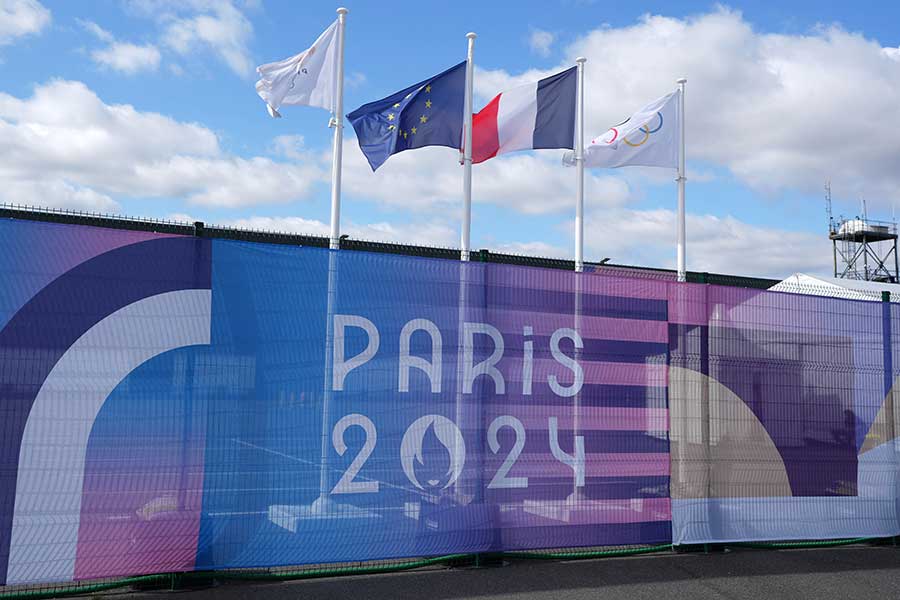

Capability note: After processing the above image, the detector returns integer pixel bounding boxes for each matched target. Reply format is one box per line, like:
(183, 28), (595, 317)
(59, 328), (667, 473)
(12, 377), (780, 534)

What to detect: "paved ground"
(115, 545), (900, 600)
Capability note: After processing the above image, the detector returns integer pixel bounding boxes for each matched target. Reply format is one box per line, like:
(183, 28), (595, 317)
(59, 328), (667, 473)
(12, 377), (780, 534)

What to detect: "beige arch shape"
(669, 366), (793, 499)
(860, 376), (900, 455)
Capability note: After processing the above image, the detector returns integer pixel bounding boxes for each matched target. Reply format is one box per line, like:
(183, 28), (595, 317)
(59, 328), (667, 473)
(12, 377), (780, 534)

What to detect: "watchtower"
(827, 184), (899, 282)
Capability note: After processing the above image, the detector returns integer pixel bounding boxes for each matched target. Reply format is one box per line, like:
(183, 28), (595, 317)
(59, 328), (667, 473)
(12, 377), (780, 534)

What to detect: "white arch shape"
(6, 290), (212, 585)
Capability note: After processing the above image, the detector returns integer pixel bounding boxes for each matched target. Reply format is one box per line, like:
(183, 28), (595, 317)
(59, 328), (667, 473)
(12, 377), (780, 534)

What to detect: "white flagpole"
(574, 57), (586, 273)
(571, 58), (587, 504)
(676, 77), (687, 282)
(461, 32), (476, 262)
(314, 7), (348, 514)
(329, 7), (348, 250)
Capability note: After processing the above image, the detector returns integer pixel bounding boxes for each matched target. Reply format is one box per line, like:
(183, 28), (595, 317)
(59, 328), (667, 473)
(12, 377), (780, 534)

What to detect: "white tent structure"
(771, 273), (900, 302)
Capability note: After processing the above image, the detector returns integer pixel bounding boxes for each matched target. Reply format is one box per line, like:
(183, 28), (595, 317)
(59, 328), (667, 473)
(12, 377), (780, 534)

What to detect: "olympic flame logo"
(400, 415), (466, 490)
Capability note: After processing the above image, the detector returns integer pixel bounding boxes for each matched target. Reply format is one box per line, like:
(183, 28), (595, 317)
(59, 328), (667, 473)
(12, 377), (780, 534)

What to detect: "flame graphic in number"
(400, 415), (466, 490)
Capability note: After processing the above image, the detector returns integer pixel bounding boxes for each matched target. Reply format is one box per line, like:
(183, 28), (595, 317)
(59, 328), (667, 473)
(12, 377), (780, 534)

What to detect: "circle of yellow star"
(425, 85), (431, 93)
(420, 115), (428, 123)
(387, 113), (395, 121)
(425, 100), (432, 108)
(411, 126), (417, 134)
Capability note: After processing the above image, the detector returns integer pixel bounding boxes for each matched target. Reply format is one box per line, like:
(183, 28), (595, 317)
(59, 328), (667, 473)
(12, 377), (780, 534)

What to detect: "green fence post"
(475, 248), (499, 568)
(882, 290), (899, 548)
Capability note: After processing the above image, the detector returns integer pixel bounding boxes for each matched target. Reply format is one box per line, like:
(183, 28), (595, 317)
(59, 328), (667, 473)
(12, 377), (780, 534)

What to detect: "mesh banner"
(0, 218), (898, 586)
(669, 284), (900, 543)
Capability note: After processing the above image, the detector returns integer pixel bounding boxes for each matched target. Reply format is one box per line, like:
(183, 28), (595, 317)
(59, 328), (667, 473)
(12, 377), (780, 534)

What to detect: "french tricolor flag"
(471, 67), (577, 164)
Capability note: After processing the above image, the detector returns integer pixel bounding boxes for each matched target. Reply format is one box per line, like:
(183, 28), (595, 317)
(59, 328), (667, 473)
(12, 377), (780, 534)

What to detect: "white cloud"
(132, 155), (322, 207)
(3, 180), (118, 212)
(529, 29), (555, 57)
(352, 220), (458, 247)
(121, 0), (255, 76)
(478, 8), (900, 208)
(346, 71), (367, 89)
(172, 213), (460, 247)
(883, 46), (900, 62)
(156, 0), (254, 77)
(270, 134), (305, 161)
(0, 79), (325, 210)
(583, 207), (829, 278)
(341, 143), (633, 215)
(494, 240), (569, 258)
(77, 18), (113, 43)
(0, 0), (49, 46)
(80, 19), (160, 75)
(92, 42), (161, 74)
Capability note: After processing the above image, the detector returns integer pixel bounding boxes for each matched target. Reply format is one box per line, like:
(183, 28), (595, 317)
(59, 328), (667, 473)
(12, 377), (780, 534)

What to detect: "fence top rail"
(0, 203), (779, 289)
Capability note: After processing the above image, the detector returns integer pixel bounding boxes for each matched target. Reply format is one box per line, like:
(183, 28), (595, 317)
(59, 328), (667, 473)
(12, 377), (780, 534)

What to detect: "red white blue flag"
(471, 67), (577, 164)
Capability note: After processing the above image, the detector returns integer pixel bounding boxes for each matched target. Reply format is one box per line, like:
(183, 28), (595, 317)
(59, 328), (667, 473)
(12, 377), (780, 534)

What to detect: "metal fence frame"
(0, 204), (803, 599)
(0, 204), (778, 289)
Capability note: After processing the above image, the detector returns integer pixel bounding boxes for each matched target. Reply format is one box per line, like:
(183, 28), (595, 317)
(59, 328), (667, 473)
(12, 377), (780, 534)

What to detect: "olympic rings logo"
(593, 111), (664, 147)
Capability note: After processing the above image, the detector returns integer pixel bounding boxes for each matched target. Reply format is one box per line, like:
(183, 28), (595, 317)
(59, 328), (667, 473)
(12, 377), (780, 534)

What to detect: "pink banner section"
(582, 361), (668, 387)
(710, 285), (884, 337)
(506, 498), (672, 526)
(664, 278), (886, 342)
(496, 360), (668, 390)
(492, 310), (669, 343)
(485, 406), (668, 432)
(667, 282), (708, 325)
(73, 443), (205, 580)
(73, 508), (203, 581)
(483, 453), (671, 478)
(487, 267), (669, 300)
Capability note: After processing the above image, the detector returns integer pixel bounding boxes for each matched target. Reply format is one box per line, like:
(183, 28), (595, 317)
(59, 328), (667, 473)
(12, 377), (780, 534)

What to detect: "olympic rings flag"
(563, 90), (679, 169)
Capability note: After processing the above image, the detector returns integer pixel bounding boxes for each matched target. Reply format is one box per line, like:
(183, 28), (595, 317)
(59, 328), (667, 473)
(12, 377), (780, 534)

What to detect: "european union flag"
(347, 61), (466, 171)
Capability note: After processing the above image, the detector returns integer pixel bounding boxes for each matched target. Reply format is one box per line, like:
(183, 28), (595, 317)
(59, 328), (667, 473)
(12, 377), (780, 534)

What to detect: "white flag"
(255, 20), (339, 118)
(564, 89), (679, 169)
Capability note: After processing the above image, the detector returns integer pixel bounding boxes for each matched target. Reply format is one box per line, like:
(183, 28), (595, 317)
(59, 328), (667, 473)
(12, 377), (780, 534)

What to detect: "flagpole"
(461, 32), (476, 262)
(574, 57), (586, 273)
(676, 77), (687, 282)
(315, 6), (347, 514)
(571, 58), (587, 504)
(329, 7), (348, 250)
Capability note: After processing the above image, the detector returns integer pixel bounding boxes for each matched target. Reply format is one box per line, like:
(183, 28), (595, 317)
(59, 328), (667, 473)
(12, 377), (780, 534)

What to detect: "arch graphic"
(5, 290), (211, 585)
(668, 366), (792, 499)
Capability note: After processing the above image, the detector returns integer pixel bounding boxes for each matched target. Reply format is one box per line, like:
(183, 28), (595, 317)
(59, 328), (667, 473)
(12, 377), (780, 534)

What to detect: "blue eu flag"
(347, 62), (466, 171)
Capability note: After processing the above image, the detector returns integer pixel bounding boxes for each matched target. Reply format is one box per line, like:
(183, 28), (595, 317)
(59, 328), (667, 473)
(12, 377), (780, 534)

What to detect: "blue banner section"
(195, 241), (670, 569)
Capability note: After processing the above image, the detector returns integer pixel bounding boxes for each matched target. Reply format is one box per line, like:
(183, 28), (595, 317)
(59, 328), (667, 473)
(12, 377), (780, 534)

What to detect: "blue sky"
(2, 0), (900, 277)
